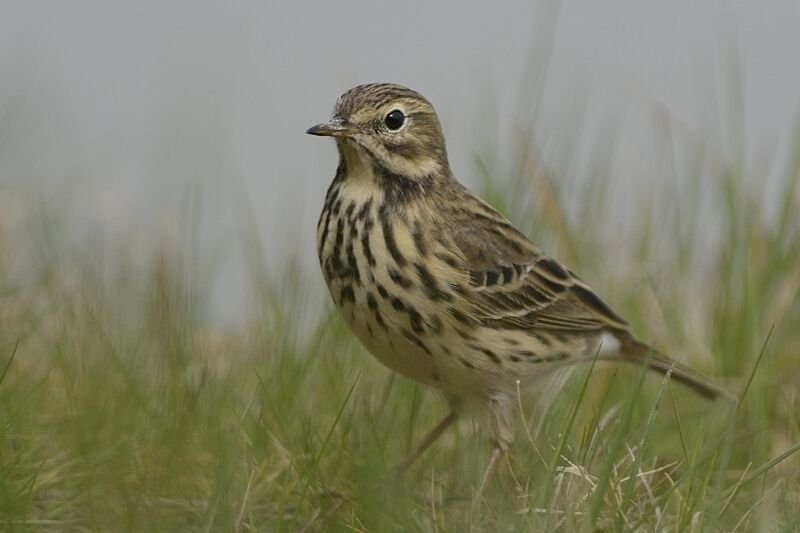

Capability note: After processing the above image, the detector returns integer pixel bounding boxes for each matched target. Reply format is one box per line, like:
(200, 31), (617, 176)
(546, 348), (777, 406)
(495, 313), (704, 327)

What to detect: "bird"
(306, 82), (732, 493)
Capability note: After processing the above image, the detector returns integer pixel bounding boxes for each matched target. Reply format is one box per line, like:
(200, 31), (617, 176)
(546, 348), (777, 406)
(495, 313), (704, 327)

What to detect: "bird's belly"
(316, 275), (441, 388)
(336, 289), (556, 395)
(325, 268), (589, 396)
(345, 310), (438, 385)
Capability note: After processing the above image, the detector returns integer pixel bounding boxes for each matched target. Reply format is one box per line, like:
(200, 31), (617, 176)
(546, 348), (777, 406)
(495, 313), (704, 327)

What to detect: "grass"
(2, 75), (800, 532)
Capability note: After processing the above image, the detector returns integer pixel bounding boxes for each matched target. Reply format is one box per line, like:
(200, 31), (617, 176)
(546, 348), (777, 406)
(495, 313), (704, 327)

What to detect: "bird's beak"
(305, 116), (357, 137)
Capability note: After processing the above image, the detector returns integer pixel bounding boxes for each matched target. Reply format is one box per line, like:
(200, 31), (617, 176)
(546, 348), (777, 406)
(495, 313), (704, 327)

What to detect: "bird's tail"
(616, 336), (736, 404)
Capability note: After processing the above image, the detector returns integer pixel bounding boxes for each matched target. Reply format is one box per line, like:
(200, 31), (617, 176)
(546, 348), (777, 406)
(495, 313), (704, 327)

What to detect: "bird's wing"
(444, 195), (629, 334)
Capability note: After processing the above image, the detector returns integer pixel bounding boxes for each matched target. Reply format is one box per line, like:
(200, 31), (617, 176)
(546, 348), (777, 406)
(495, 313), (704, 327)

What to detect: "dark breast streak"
(319, 197), (364, 295)
(318, 188), (458, 376)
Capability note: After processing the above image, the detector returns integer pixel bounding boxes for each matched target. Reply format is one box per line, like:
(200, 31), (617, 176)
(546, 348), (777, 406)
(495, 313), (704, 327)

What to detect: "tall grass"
(2, 70), (800, 533)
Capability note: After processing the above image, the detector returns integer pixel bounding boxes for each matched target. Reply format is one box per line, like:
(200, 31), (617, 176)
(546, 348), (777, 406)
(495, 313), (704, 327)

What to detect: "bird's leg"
(471, 393), (514, 511)
(478, 442), (505, 494)
(396, 411), (458, 472)
(470, 442), (507, 518)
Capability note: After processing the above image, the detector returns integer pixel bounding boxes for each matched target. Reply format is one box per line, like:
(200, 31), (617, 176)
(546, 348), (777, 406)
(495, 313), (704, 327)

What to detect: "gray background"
(1, 0), (798, 320)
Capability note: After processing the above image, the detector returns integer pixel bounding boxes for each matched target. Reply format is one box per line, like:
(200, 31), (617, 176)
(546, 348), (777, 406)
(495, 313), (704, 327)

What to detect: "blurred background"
(2, 0), (798, 323)
(2, 1), (799, 530)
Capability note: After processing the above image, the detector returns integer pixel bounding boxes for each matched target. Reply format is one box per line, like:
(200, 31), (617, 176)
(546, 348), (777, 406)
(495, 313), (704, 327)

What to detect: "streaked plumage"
(308, 83), (731, 484)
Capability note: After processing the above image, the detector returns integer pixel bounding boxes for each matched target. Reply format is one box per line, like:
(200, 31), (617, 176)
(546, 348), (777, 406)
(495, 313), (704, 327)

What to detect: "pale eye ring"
(384, 109), (405, 130)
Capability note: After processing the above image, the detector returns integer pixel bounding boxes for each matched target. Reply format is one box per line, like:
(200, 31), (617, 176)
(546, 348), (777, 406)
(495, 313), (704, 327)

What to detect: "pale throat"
(336, 140), (385, 201)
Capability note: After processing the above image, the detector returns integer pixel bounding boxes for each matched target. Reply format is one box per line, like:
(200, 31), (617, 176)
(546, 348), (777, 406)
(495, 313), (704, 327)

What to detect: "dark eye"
(384, 109), (405, 130)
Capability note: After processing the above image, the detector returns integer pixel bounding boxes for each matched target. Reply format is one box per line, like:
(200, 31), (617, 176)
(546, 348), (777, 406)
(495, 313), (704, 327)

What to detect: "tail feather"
(616, 336), (736, 404)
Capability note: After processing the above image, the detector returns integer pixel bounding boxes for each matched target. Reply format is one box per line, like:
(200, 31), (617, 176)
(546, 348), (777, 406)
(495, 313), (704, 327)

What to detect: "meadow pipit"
(307, 83), (732, 490)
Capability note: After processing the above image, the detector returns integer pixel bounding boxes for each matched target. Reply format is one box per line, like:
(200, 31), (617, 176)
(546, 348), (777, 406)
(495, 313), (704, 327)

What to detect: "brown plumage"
(307, 83), (733, 489)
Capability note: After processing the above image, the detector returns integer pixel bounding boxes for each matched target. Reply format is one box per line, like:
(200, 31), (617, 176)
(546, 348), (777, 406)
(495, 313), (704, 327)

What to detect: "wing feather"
(443, 191), (629, 333)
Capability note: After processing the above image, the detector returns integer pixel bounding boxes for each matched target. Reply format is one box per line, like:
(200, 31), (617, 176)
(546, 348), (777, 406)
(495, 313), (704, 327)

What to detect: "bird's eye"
(384, 109), (405, 130)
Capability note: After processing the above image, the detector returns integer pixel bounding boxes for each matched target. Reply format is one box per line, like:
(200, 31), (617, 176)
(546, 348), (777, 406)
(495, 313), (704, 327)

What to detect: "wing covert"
(443, 194), (629, 333)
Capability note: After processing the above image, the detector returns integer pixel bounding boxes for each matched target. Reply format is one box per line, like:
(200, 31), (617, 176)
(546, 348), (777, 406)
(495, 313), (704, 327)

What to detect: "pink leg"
(478, 444), (505, 495)
(397, 411), (458, 472)
(471, 443), (506, 515)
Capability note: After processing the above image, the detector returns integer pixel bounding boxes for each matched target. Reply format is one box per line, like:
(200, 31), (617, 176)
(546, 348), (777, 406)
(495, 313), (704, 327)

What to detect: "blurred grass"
(2, 74), (800, 533)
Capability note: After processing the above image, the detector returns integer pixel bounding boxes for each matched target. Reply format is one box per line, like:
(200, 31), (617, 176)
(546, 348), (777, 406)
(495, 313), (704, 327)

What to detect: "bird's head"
(306, 83), (450, 181)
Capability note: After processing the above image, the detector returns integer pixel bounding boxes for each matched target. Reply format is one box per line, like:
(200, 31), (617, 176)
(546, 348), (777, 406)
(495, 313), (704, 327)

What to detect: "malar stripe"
(333, 158), (347, 182)
(323, 168), (342, 206)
